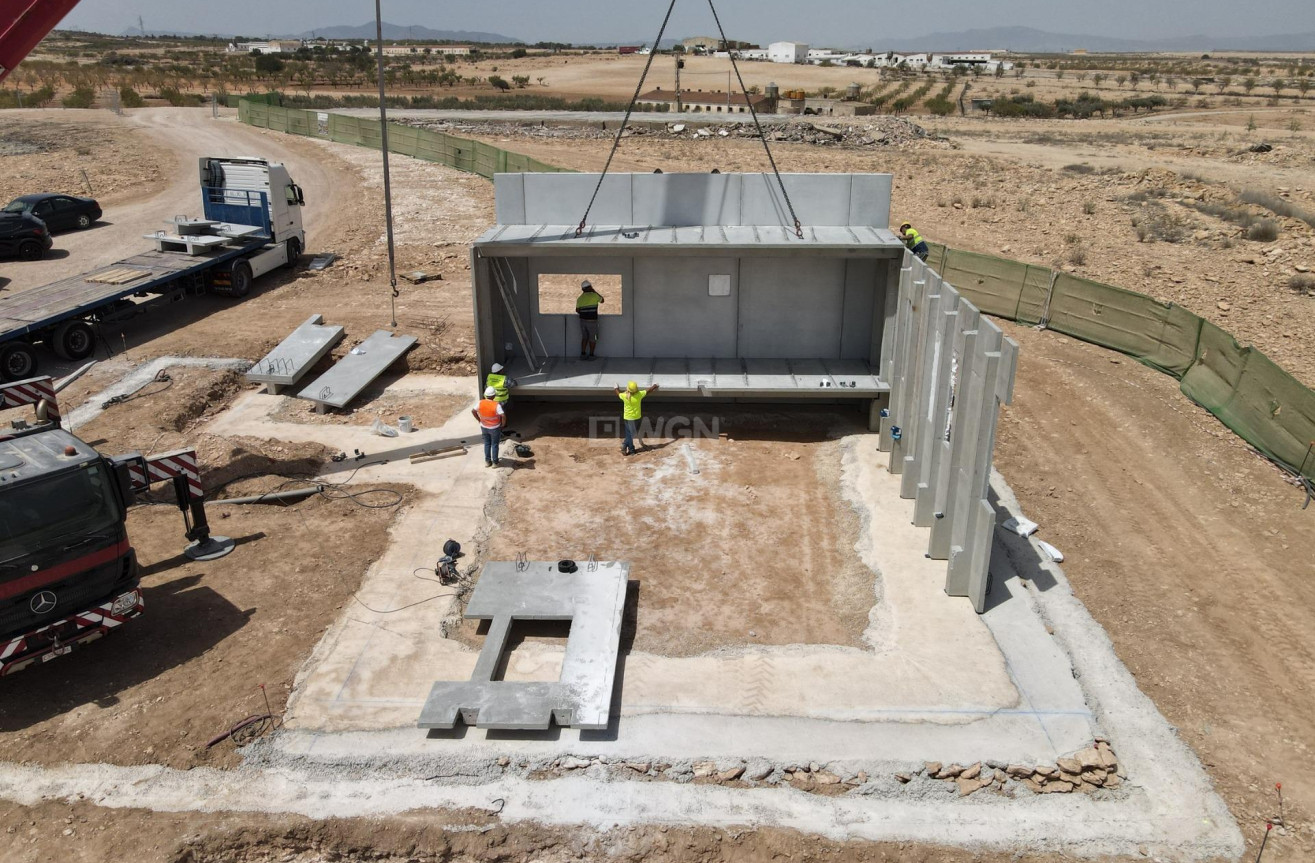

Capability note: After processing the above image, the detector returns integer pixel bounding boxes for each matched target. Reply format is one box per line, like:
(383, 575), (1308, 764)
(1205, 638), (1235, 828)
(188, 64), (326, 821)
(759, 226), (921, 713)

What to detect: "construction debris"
(408, 116), (947, 150)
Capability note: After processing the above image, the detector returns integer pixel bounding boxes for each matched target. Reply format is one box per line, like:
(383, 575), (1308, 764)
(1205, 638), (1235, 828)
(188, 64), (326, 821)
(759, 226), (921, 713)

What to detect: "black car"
(0, 212), (53, 260)
(3, 193), (102, 232)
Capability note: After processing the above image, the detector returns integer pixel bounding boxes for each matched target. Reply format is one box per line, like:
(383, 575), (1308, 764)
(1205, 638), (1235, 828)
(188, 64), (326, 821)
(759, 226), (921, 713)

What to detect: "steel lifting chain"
(575, 0), (805, 239)
(576, 0), (679, 237)
(704, 0), (803, 237)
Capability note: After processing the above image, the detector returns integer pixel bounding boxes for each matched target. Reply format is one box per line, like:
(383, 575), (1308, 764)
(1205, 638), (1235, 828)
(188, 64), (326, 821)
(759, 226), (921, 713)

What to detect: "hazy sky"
(59, 0), (1313, 45)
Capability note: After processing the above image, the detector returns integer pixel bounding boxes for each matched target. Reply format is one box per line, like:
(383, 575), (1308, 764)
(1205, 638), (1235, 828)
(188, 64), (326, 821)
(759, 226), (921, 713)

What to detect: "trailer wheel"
(17, 240), (43, 261)
(0, 342), (37, 382)
(285, 237), (302, 268)
(230, 261), (253, 298)
(52, 320), (96, 361)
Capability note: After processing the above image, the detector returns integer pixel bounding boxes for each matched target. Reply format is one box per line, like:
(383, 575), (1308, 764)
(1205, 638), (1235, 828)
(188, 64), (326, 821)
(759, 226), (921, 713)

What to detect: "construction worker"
(613, 380), (660, 456)
(471, 386), (505, 467)
(485, 363), (514, 414)
(900, 222), (930, 262)
(576, 280), (604, 360)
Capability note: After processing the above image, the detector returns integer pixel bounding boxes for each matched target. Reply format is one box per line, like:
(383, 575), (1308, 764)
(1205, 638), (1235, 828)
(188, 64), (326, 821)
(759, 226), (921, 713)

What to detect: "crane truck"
(0, 376), (232, 675)
(0, 156), (306, 381)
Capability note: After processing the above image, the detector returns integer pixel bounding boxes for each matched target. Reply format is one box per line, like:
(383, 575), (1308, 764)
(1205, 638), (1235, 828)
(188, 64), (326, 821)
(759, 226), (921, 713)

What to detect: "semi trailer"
(0, 156), (305, 381)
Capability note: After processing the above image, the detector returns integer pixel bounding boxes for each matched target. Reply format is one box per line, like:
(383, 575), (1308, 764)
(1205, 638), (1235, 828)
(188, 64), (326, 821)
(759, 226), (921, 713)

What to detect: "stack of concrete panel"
(879, 251), (1018, 613)
(296, 329), (417, 412)
(245, 314), (345, 394)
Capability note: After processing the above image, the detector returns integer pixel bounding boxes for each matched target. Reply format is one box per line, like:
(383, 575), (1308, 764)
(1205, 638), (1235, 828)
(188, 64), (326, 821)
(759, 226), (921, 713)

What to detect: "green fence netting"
(239, 101), (1314, 482)
(1181, 322), (1315, 480)
(240, 100), (570, 179)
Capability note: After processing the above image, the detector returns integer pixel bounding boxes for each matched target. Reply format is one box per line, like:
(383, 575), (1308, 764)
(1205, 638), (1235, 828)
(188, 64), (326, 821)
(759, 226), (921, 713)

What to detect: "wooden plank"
(85, 267), (150, 285)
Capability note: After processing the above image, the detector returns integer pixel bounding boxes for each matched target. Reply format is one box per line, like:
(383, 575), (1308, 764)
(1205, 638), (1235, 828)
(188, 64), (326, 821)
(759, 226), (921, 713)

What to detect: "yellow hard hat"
(627, 381), (638, 393)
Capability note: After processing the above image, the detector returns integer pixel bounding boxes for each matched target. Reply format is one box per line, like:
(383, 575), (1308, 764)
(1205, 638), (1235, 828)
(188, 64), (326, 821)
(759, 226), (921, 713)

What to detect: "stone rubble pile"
(410, 116), (944, 149)
(494, 739), (1122, 798)
(919, 739), (1123, 797)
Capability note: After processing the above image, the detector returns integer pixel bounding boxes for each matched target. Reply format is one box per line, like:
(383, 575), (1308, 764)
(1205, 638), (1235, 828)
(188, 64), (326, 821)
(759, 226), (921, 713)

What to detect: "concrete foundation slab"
(418, 561), (629, 730)
(296, 329), (417, 410)
(245, 314), (345, 394)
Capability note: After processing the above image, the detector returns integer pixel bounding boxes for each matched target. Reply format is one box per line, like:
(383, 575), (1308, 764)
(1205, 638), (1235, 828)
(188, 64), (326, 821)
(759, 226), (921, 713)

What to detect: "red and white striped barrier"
(0, 375), (60, 422)
(0, 590), (143, 675)
(126, 449), (205, 501)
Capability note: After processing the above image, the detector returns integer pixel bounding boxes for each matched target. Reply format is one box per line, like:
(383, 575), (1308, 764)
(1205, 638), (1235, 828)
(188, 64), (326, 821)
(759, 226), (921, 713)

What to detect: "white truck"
(0, 156), (306, 381)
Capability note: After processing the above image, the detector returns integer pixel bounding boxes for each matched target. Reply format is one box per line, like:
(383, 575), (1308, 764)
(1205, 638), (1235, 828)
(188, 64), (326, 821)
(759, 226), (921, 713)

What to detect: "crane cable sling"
(575, 0), (679, 238)
(574, 0), (805, 240)
(704, 0), (803, 238)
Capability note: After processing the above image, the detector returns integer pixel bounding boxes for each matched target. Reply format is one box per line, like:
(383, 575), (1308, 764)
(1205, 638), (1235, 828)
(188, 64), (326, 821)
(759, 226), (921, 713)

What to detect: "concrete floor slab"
(418, 561), (629, 730)
(204, 380), (1094, 763)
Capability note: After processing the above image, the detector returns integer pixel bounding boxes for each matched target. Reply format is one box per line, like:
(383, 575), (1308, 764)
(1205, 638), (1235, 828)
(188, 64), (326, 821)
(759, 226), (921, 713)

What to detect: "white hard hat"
(491, 363), (504, 373)
(484, 386), (497, 397)
(581, 279), (593, 289)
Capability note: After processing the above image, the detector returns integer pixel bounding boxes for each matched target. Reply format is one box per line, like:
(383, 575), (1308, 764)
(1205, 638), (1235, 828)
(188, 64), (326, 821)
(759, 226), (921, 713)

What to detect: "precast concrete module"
(469, 171), (1016, 611)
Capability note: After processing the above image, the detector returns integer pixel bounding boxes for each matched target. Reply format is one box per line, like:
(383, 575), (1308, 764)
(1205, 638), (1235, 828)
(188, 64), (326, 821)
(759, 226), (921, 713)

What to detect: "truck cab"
(0, 426), (141, 673)
(199, 156), (305, 254)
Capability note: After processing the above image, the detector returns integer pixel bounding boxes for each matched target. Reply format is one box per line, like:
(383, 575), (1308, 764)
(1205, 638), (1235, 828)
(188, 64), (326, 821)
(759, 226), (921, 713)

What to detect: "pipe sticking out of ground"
(213, 486), (324, 506)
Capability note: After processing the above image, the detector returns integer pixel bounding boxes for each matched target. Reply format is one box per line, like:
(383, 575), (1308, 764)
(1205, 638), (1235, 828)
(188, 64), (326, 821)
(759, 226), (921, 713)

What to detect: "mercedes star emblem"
(30, 591), (57, 615)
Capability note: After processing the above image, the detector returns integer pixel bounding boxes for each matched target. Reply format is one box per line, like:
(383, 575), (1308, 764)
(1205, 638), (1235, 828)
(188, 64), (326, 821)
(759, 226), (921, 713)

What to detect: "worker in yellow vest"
(485, 363), (514, 414)
(900, 222), (930, 262)
(576, 280), (604, 360)
(612, 380), (660, 456)
(471, 386), (506, 467)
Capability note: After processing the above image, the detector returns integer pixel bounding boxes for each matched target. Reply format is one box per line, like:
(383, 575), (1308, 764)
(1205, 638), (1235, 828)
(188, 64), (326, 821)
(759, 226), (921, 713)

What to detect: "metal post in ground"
(374, 0), (399, 327)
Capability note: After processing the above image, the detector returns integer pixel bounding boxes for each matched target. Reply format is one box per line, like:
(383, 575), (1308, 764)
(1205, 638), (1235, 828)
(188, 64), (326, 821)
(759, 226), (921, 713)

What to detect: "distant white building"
(227, 40), (301, 54)
(768, 41), (809, 64)
(891, 52), (928, 68)
(714, 48), (769, 61)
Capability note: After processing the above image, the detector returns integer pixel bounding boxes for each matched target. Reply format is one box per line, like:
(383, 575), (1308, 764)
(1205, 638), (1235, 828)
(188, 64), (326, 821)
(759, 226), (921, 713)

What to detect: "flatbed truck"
(0, 156), (306, 381)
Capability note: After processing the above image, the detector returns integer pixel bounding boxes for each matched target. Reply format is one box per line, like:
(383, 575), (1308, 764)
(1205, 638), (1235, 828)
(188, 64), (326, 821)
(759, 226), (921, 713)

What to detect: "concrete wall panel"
(494, 174), (526, 225)
(848, 175), (894, 228)
(631, 173), (741, 226)
(634, 257), (738, 357)
(529, 256), (633, 359)
(738, 258), (846, 359)
(523, 173), (633, 225)
(740, 173), (857, 227)
(841, 259), (879, 360)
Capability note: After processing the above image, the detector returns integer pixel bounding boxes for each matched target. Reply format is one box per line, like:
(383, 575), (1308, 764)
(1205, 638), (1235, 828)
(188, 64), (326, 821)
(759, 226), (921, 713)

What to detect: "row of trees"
(989, 92), (1168, 119)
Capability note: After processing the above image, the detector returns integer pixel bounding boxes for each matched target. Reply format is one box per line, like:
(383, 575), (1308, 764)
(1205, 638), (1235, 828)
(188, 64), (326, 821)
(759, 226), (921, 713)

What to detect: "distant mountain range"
(867, 26), (1315, 53)
(88, 23), (1315, 53)
(294, 23), (521, 44)
(113, 22), (521, 43)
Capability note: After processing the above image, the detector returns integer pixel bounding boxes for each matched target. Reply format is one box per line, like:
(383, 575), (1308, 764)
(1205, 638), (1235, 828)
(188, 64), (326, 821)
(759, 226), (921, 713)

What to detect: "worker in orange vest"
(471, 386), (506, 467)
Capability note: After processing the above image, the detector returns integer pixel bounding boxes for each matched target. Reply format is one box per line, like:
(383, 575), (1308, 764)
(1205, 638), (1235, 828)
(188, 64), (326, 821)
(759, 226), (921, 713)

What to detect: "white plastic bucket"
(398, 415), (413, 434)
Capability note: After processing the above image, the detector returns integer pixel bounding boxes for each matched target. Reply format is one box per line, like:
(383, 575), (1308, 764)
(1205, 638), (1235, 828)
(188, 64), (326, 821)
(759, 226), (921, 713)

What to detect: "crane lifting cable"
(574, 0), (805, 239)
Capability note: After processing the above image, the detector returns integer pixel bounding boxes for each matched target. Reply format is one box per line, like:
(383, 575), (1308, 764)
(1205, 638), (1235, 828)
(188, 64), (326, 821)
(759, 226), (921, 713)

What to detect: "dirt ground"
(0, 365), (409, 770)
(3, 102), (1315, 860)
(0, 113), (170, 207)
(269, 385), (469, 432)
(0, 799), (1149, 863)
(480, 406), (874, 656)
(992, 323), (1315, 861)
